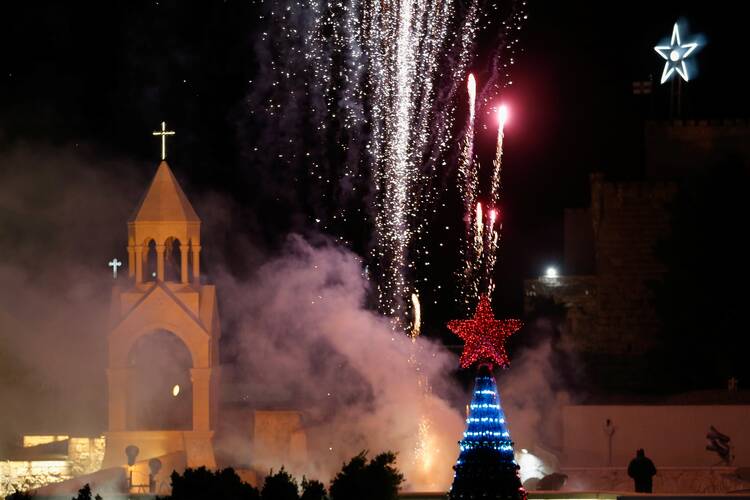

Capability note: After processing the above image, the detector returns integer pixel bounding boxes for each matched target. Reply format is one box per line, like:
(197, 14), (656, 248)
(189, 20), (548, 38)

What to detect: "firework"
(474, 201), (484, 259)
(490, 105), (509, 202)
(410, 292), (422, 339)
(253, 0), (527, 326)
(459, 103), (512, 299)
(481, 106), (509, 294)
(482, 206), (501, 295)
(467, 75), (476, 121)
(414, 415), (435, 472)
(310, 0), (523, 325)
(461, 75), (478, 210)
(459, 74), (479, 233)
(407, 292), (438, 488)
(364, 0), (458, 324)
(458, 74), (481, 310)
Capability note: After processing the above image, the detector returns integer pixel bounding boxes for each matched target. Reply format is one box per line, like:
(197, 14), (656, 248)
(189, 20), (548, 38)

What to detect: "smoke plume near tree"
(0, 144), (572, 490)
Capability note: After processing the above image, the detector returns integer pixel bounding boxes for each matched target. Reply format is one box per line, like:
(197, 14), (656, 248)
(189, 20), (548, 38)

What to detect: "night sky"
(1, 0), (747, 332)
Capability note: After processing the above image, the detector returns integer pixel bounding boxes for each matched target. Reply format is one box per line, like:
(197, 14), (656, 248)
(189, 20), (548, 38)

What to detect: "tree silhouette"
(329, 451), (403, 500)
(300, 477), (327, 500)
(261, 468), (299, 500)
(72, 484), (101, 500)
(5, 491), (33, 500)
(168, 466), (259, 500)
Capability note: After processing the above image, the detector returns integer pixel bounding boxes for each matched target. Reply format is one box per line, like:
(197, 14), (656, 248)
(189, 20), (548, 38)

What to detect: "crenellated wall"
(645, 119), (750, 179)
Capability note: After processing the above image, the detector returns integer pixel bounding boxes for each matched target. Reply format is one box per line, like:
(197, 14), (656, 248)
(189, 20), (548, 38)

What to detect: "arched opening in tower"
(164, 237), (182, 282)
(144, 239), (157, 282)
(127, 330), (193, 430)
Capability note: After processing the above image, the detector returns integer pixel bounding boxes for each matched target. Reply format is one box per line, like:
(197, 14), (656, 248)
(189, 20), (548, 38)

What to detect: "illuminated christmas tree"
(447, 295), (526, 500)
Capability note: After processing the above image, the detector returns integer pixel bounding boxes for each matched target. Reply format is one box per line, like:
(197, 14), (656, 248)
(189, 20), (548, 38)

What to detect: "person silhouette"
(627, 448), (657, 493)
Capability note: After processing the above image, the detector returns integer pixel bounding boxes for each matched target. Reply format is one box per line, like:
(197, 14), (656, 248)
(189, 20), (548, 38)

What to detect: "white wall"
(562, 405), (750, 467)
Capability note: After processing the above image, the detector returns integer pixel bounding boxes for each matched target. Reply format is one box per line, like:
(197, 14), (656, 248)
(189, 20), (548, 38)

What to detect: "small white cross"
(108, 258), (122, 279)
(152, 121), (176, 160)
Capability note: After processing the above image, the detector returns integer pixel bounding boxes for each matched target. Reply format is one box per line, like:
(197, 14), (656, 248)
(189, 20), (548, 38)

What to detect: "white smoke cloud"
(214, 234), (466, 490)
(0, 144), (144, 451)
(501, 339), (572, 457)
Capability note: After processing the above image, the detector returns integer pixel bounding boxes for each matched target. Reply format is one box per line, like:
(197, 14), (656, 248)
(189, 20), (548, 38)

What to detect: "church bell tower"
(103, 126), (220, 470)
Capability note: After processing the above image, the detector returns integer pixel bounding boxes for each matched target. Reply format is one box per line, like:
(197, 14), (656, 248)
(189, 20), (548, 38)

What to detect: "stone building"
(524, 120), (750, 387)
(525, 174), (677, 369)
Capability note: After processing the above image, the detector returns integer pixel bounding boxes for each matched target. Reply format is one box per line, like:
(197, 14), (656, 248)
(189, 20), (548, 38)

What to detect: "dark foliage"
(449, 447), (526, 500)
(168, 466), (259, 500)
(300, 477), (327, 500)
(261, 468), (299, 500)
(5, 491), (33, 500)
(329, 451), (403, 500)
(71, 484), (102, 500)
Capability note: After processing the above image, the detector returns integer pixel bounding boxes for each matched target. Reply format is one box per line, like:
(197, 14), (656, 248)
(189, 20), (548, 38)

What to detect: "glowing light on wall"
(545, 267), (558, 279)
(654, 22), (699, 84)
(172, 384), (180, 397)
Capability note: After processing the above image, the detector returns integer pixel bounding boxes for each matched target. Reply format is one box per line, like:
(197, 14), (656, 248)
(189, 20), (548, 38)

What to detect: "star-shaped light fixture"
(655, 22), (699, 84)
(447, 295), (523, 369)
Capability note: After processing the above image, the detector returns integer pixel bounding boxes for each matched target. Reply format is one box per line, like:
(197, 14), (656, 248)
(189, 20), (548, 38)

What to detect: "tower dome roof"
(129, 161), (199, 223)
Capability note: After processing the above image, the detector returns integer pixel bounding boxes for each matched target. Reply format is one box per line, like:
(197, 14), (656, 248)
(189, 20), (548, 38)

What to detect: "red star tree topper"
(447, 295), (523, 369)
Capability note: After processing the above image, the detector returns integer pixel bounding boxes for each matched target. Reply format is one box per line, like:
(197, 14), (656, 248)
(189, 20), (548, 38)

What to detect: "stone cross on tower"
(152, 121), (175, 160)
(108, 258), (122, 279)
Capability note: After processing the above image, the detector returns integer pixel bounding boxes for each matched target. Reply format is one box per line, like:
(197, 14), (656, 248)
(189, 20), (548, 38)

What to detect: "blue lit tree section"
(449, 365), (525, 500)
(457, 368), (514, 462)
